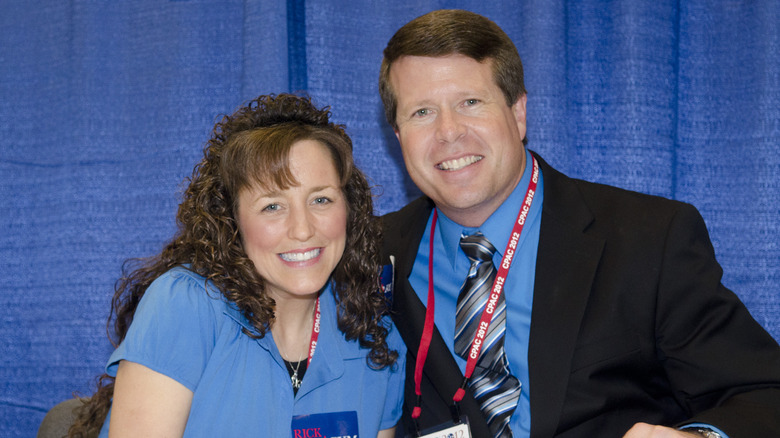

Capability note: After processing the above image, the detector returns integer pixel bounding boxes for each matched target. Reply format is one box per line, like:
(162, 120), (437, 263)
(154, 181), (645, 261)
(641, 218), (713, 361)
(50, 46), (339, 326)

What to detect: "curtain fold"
(676, 0), (780, 326)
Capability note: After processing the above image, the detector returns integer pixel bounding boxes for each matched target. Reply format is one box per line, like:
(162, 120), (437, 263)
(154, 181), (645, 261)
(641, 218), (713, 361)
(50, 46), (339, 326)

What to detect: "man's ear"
(512, 94), (528, 124)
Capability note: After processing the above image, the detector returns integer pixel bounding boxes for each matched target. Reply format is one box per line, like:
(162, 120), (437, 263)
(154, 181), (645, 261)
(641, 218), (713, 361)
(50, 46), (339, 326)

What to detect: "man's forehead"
(389, 55), (498, 97)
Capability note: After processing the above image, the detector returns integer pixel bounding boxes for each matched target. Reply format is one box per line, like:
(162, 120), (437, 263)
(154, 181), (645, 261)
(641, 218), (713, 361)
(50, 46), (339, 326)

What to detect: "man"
(378, 9), (780, 438)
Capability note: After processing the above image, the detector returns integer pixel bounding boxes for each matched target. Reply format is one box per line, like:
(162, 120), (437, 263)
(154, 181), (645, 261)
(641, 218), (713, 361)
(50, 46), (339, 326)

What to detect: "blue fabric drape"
(1, 1), (777, 435)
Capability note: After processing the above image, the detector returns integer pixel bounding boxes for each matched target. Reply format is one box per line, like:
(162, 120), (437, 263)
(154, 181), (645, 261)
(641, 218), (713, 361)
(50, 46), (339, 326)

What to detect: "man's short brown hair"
(379, 9), (527, 130)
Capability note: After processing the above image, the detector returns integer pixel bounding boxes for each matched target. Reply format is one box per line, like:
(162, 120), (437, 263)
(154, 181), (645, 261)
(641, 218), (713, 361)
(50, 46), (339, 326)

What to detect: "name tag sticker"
(291, 410), (359, 438)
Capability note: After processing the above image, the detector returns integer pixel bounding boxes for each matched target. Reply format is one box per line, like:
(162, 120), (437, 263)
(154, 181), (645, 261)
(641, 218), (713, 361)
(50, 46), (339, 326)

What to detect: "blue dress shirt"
(409, 150), (544, 437)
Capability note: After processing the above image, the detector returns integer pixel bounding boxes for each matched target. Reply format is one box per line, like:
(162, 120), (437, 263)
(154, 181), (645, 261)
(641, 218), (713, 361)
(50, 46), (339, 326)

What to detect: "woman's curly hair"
(68, 94), (396, 437)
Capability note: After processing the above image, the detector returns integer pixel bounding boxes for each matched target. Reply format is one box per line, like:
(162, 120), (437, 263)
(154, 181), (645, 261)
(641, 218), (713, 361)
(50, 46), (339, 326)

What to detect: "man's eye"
(414, 108), (429, 117)
(465, 99), (479, 106)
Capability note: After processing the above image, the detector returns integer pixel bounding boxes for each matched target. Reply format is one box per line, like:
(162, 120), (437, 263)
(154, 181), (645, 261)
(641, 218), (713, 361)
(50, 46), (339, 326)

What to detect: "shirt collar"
(222, 282), (363, 360)
(438, 149), (539, 269)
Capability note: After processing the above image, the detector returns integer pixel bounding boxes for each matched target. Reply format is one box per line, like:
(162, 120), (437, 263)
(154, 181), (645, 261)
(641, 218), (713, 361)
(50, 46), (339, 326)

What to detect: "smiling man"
(378, 9), (780, 438)
(389, 53), (527, 228)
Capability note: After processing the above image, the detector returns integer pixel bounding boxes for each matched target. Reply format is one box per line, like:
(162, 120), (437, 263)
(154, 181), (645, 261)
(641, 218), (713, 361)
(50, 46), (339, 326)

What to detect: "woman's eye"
(262, 203), (280, 212)
(313, 197), (332, 205)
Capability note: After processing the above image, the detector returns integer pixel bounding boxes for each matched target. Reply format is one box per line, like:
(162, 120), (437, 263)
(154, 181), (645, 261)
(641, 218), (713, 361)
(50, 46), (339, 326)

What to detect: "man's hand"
(623, 423), (702, 437)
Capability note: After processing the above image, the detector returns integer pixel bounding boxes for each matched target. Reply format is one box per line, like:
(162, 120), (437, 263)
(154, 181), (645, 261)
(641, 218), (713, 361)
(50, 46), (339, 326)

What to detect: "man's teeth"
(438, 155), (482, 171)
(281, 249), (320, 262)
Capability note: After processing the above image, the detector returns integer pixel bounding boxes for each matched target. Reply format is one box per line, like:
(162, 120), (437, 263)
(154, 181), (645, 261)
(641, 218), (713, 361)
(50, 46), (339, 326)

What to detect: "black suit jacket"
(382, 152), (780, 437)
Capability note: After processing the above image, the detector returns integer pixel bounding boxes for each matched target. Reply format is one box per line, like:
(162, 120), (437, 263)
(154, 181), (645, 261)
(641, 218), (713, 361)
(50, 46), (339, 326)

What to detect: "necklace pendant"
(291, 372), (302, 389)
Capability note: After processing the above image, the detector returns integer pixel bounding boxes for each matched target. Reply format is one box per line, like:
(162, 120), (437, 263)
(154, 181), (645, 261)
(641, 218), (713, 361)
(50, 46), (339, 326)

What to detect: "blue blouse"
(99, 267), (406, 437)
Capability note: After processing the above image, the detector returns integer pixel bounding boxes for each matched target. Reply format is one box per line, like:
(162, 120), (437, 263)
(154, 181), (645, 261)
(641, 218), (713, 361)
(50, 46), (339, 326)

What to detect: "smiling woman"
(66, 94), (405, 438)
(236, 140), (348, 308)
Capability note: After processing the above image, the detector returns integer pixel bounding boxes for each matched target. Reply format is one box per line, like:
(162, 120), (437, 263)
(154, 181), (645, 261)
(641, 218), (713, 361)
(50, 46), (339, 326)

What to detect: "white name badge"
(415, 416), (472, 438)
(418, 421), (471, 438)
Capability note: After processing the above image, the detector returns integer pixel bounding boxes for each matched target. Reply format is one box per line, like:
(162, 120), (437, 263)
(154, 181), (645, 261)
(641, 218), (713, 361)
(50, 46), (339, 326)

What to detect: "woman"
(69, 94), (404, 437)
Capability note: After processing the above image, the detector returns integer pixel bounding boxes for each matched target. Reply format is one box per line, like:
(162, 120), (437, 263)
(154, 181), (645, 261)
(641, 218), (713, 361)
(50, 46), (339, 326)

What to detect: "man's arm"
(653, 203), (780, 435)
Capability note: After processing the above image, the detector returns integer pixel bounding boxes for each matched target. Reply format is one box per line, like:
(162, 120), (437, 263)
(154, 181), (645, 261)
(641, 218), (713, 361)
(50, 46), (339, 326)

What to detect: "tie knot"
(459, 232), (497, 263)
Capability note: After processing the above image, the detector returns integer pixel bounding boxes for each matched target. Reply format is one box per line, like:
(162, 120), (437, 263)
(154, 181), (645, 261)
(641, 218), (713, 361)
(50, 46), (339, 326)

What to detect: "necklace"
(285, 358), (303, 390)
(279, 342), (306, 390)
(276, 296), (321, 392)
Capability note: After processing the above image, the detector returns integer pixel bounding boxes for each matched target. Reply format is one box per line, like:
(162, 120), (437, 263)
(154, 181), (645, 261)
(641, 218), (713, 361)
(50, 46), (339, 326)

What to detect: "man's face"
(389, 54), (528, 227)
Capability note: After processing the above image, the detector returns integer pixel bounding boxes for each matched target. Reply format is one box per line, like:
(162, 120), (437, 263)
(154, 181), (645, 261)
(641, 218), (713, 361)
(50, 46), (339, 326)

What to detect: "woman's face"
(236, 139), (348, 303)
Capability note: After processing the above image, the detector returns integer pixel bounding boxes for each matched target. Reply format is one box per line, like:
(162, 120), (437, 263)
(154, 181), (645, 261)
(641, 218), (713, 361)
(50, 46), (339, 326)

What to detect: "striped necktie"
(455, 232), (521, 438)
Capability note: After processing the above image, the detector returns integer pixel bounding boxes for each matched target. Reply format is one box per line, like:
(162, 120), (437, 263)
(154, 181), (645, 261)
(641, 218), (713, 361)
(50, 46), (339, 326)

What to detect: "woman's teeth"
(280, 248), (320, 262)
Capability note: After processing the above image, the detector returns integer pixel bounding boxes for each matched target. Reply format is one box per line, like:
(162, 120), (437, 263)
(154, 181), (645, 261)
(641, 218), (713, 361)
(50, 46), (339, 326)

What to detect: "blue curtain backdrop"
(1, 1), (778, 435)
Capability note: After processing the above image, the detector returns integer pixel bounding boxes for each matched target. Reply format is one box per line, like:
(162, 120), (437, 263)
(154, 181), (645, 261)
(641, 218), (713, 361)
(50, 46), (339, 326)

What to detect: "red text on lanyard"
(307, 296), (321, 365)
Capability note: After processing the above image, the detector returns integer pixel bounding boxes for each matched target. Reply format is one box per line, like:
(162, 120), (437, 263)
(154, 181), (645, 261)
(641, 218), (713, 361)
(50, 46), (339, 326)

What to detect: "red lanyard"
(411, 156), (539, 419)
(307, 296), (321, 365)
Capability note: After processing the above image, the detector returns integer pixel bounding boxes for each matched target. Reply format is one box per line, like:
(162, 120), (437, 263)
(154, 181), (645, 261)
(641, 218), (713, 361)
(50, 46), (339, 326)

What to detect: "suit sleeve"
(655, 203), (780, 436)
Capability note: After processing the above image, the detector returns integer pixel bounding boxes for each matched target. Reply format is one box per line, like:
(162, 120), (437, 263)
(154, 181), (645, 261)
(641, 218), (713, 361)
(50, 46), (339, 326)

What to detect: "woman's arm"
(108, 360), (194, 437)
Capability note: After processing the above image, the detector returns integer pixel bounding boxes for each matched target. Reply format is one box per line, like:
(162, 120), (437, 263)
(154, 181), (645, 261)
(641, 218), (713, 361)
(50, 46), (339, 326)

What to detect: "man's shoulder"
(537, 154), (698, 232)
(381, 196), (433, 229)
(536, 150), (683, 204)
(574, 177), (682, 206)
(561, 174), (704, 237)
(379, 196), (433, 261)
(578, 177), (690, 212)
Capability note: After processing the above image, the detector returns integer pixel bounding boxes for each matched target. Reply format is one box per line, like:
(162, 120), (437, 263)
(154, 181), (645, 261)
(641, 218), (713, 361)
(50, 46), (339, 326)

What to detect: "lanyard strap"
(411, 156), (539, 419)
(412, 208), (439, 420)
(308, 296), (321, 366)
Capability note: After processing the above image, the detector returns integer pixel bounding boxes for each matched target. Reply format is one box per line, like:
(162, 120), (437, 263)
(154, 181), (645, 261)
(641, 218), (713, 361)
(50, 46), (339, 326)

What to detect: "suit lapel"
(528, 153), (605, 437)
(383, 196), (433, 358)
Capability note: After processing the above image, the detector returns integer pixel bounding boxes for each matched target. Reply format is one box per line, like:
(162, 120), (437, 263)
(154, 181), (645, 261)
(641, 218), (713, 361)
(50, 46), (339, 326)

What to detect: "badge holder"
(411, 379), (473, 438)
(415, 409), (471, 438)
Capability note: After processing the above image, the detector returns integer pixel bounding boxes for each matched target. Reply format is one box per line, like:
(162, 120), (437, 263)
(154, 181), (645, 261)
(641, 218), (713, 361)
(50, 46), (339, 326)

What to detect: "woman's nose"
(288, 206), (315, 241)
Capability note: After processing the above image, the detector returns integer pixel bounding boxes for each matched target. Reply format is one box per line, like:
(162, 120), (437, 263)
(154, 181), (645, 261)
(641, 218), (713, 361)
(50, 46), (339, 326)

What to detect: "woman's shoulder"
(156, 265), (206, 284)
(140, 266), (227, 314)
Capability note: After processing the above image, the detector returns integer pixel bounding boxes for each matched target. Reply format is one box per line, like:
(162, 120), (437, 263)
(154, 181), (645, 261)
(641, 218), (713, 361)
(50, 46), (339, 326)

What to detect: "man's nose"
(435, 109), (466, 143)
